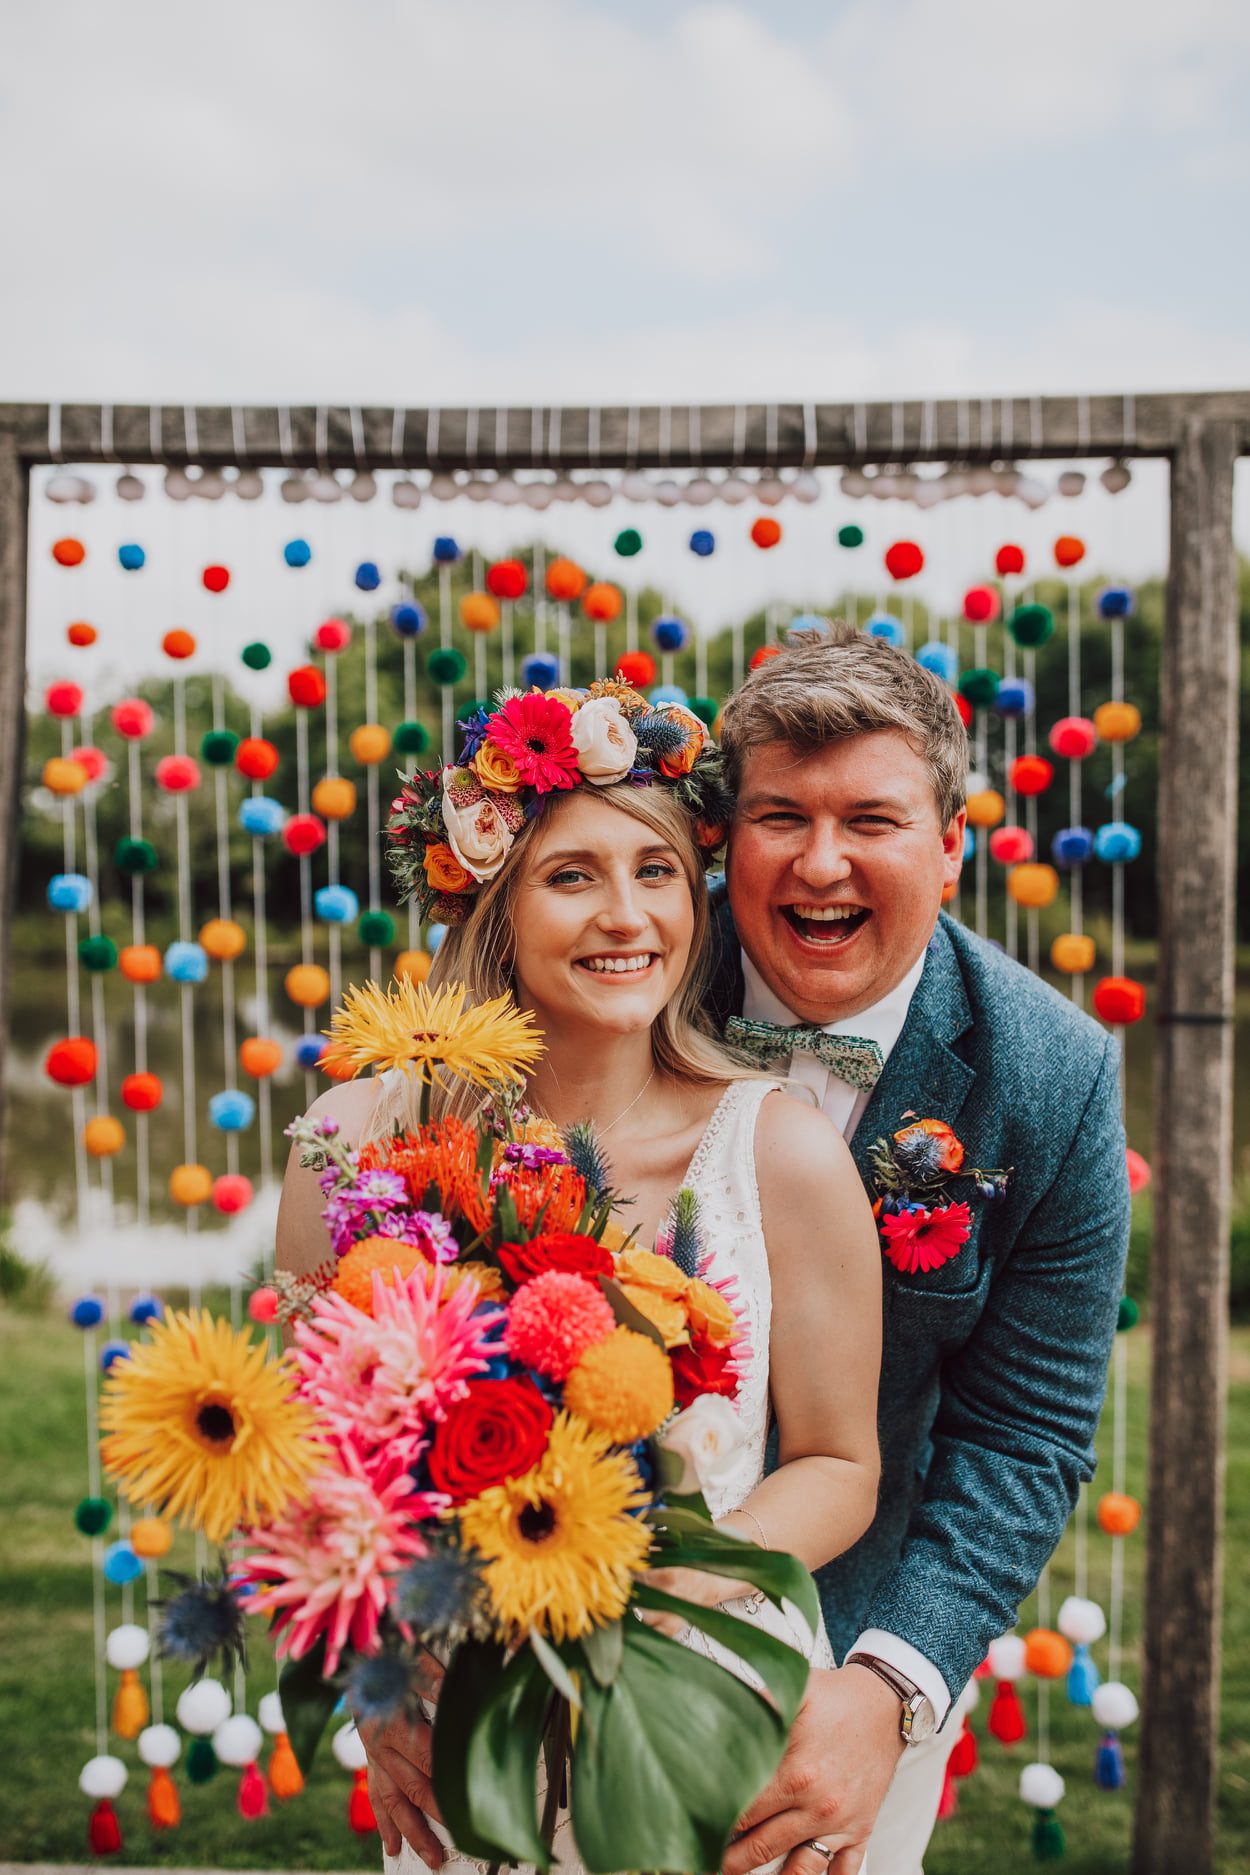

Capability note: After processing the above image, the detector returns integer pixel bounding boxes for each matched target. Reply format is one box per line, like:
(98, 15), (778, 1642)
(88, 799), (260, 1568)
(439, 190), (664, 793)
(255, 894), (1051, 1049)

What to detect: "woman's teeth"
(578, 954), (655, 974)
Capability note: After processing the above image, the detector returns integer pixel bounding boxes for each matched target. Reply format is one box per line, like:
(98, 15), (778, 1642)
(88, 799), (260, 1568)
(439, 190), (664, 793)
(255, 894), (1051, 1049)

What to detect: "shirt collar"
(740, 946), (928, 1067)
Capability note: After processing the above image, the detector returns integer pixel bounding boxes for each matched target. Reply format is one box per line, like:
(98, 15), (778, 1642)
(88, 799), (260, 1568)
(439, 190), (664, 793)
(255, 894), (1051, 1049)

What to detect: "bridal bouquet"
(100, 979), (818, 1875)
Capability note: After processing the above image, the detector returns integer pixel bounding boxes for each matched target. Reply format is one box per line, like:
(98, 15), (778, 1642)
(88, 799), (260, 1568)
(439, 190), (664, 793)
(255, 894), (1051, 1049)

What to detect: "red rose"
(497, 1231), (615, 1288)
(671, 1341), (738, 1409)
(426, 1379), (553, 1503)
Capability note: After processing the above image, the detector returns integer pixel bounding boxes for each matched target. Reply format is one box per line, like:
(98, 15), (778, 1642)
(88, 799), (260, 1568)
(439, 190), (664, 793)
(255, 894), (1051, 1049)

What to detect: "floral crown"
(386, 680), (733, 924)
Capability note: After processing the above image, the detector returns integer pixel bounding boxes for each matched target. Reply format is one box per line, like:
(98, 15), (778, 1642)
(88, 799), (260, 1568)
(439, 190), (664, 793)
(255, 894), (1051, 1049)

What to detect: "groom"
(707, 626), (1129, 1875)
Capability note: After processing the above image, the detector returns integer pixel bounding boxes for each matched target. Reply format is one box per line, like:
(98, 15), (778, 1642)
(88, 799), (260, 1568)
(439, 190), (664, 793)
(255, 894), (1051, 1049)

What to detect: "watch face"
(906, 1696), (937, 1744)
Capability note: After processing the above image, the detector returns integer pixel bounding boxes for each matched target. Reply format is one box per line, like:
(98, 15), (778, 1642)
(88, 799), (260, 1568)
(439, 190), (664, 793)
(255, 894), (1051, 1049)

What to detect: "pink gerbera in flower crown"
(880, 1201), (973, 1276)
(483, 693), (580, 793)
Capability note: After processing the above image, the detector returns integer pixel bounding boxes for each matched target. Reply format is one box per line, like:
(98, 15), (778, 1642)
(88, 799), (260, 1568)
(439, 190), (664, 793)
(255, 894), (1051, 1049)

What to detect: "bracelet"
(734, 1507), (769, 1550)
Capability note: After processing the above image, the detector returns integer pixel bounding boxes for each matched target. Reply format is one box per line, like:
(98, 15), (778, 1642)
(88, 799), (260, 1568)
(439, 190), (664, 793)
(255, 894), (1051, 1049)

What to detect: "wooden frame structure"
(0, 392), (1243, 1873)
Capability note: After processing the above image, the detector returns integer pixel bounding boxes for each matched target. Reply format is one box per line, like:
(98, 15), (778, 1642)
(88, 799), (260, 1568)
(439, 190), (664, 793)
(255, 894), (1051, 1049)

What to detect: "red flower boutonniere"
(870, 1114), (1010, 1277)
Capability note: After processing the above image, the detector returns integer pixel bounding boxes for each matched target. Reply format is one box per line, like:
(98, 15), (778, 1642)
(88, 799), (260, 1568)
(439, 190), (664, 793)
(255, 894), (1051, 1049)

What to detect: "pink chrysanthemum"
(503, 1270), (616, 1380)
(483, 694), (580, 793)
(238, 1443), (434, 1674)
(294, 1268), (502, 1459)
(880, 1201), (972, 1276)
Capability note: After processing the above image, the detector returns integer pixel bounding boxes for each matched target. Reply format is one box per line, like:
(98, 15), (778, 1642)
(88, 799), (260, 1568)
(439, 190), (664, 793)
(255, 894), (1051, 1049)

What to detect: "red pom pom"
(236, 736), (279, 780)
(202, 564), (230, 594)
(237, 1762), (268, 1818)
(750, 645), (782, 669)
(989, 826), (1034, 865)
(314, 618), (351, 653)
(615, 650), (656, 687)
(155, 754), (200, 793)
(349, 1767), (377, 1835)
(1054, 534), (1086, 568)
(46, 680), (84, 717)
(212, 1173), (254, 1215)
(88, 1798), (122, 1854)
(955, 693), (974, 728)
(962, 585), (999, 624)
(949, 1718), (978, 1778)
(750, 517), (782, 549)
(995, 544), (1025, 577)
(1094, 975), (1146, 1025)
(111, 698), (155, 740)
(121, 1072), (164, 1112)
(67, 621), (98, 647)
(248, 1286), (279, 1324)
(885, 540), (924, 581)
(487, 558), (528, 600)
(1009, 754), (1053, 796)
(1126, 1147), (1151, 1195)
(53, 537), (86, 568)
(282, 812), (326, 856)
(937, 1760), (958, 1820)
(288, 665), (327, 709)
(46, 1036), (97, 1086)
(987, 1680), (1028, 1745)
(71, 745), (108, 781)
(1048, 715), (1097, 760)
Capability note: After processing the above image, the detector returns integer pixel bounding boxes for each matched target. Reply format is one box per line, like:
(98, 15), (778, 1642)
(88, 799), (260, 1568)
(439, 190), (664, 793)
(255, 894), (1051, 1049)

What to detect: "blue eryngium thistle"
(667, 1186), (703, 1278)
(158, 1568), (248, 1677)
(562, 1119), (611, 1198)
(346, 1651), (413, 1725)
(392, 1532), (486, 1645)
(632, 711), (689, 759)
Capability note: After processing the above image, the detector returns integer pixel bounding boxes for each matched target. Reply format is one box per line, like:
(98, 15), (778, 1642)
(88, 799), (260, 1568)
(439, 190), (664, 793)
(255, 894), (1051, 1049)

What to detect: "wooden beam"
(1132, 418), (1239, 1875)
(0, 423), (30, 1205)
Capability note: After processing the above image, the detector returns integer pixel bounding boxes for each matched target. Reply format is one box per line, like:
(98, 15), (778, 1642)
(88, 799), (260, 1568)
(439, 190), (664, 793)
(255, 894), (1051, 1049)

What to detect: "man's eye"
(758, 812), (803, 826)
(855, 817), (895, 829)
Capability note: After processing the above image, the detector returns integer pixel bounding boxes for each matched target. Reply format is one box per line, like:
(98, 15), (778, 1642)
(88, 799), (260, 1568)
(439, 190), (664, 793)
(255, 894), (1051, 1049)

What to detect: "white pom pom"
(429, 473), (459, 502)
(684, 476), (716, 508)
(106, 1622), (151, 1670)
(258, 1691), (286, 1734)
(176, 1676), (232, 1735)
(620, 472), (652, 504)
(1020, 1762), (1066, 1809)
(1057, 471), (1086, 497)
(522, 481), (555, 511)
(213, 1713), (263, 1767)
(966, 768), (991, 795)
(1057, 1595), (1107, 1647)
(719, 475), (751, 505)
(233, 470), (264, 501)
(80, 1753), (128, 1799)
(310, 472), (342, 504)
(392, 477), (422, 509)
(756, 475), (787, 507)
(581, 479), (614, 508)
(1101, 462), (1132, 494)
(332, 1720), (368, 1771)
(164, 469), (192, 502)
(138, 1723), (181, 1768)
(349, 472), (378, 503)
(464, 478), (492, 504)
(792, 471), (822, 504)
(1092, 1680), (1139, 1730)
(491, 477), (522, 507)
(653, 479), (682, 508)
(280, 473), (310, 504)
(116, 472), (146, 501)
(988, 1634), (1027, 1681)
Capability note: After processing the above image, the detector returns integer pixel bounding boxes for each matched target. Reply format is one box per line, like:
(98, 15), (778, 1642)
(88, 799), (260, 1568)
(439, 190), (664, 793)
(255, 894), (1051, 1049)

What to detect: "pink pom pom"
(963, 585), (1000, 624)
(1126, 1148), (1152, 1195)
(989, 826), (1034, 865)
(315, 618), (351, 653)
(46, 680), (84, 718)
(212, 1174), (254, 1214)
(248, 1287), (279, 1324)
(112, 698), (155, 740)
(155, 754), (201, 793)
(1048, 715), (1098, 761)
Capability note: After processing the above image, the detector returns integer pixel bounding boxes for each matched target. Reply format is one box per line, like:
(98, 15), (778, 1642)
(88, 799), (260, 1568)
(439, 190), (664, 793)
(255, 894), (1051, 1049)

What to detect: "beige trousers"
(861, 1677), (980, 1874)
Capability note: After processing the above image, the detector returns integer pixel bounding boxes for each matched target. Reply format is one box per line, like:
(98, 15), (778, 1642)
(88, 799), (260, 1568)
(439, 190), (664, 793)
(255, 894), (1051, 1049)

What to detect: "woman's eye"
(638, 862), (678, 881)
(547, 868), (589, 886)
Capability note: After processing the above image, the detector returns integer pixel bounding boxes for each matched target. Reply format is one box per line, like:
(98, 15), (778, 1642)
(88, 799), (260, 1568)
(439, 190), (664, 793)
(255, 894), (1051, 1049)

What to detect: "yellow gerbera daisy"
(321, 977), (543, 1089)
(458, 1412), (652, 1642)
(100, 1311), (322, 1544)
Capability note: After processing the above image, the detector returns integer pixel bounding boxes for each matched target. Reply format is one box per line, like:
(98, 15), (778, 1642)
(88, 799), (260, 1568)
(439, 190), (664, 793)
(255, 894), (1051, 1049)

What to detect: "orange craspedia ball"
(119, 944), (162, 984)
(67, 621), (98, 647)
(333, 1235), (428, 1313)
(545, 557), (587, 602)
(121, 1071), (163, 1111)
(169, 1162), (213, 1207)
(1095, 700), (1141, 743)
(1054, 535), (1086, 568)
(1009, 755), (1054, 796)
(750, 644), (783, 670)
(1008, 863), (1059, 908)
(239, 1036), (284, 1078)
(84, 1115), (126, 1158)
(199, 917), (247, 962)
(130, 1517), (173, 1560)
(53, 537), (86, 567)
(285, 963), (331, 1008)
(1094, 975), (1146, 1025)
(349, 723), (392, 766)
(583, 582), (623, 623)
(162, 629), (197, 660)
(43, 756), (89, 796)
(1024, 1629), (1073, 1679)
(1098, 1491), (1141, 1537)
(311, 776), (357, 821)
(459, 592), (500, 634)
(394, 949), (432, 985)
(750, 517), (782, 549)
(965, 789), (1005, 829)
(1051, 933), (1096, 975)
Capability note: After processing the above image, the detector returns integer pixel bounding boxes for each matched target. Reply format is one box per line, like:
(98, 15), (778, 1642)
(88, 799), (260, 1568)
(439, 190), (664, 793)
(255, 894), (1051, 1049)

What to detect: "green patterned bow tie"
(724, 1016), (885, 1092)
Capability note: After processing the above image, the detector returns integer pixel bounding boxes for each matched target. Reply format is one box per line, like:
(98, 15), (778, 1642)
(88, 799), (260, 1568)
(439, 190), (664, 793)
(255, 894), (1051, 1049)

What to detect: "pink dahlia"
(294, 1267), (502, 1460)
(880, 1201), (973, 1276)
(503, 1269), (616, 1380)
(238, 1443), (434, 1674)
(482, 694), (580, 793)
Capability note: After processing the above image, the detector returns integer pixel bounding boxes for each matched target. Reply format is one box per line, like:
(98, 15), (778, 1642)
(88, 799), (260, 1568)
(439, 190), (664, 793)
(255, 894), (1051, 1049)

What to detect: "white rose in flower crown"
(660, 1394), (743, 1497)
(441, 780), (515, 882)
(570, 696), (638, 785)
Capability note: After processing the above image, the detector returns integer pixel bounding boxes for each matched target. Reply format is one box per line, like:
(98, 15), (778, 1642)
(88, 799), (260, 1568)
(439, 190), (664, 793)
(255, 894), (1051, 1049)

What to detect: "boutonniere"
(869, 1115), (1011, 1276)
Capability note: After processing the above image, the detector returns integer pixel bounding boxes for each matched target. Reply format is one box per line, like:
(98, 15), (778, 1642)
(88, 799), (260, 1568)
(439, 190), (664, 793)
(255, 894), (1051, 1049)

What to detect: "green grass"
(1, 1306), (1247, 1871)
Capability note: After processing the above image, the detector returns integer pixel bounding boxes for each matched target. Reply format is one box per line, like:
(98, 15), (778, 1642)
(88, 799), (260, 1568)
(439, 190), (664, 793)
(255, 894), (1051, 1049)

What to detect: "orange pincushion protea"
(356, 1119), (591, 1239)
(332, 1236), (429, 1312)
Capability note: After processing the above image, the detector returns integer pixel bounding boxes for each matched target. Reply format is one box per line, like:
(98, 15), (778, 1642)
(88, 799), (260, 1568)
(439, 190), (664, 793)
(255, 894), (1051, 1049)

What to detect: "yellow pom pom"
(966, 788), (1005, 829)
(84, 1115), (125, 1158)
(459, 592), (500, 634)
(130, 1517), (173, 1559)
(1007, 862), (1059, 908)
(112, 1667), (149, 1741)
(564, 1326), (674, 1442)
(285, 963), (331, 1008)
(43, 756), (89, 796)
(169, 1162), (213, 1206)
(394, 949), (432, 984)
(349, 723), (392, 766)
(199, 917), (247, 961)
(1094, 700), (1141, 744)
(1051, 933), (1096, 974)
(311, 776), (357, 820)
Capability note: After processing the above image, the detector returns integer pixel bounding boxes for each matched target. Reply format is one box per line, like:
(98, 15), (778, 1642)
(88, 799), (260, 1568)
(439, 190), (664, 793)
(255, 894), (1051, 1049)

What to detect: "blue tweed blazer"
(705, 896), (1130, 1703)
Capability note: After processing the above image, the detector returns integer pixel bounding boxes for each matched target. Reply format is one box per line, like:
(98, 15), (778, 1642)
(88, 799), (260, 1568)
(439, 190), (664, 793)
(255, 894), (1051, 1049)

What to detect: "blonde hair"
(718, 622), (969, 829)
(364, 782), (743, 1139)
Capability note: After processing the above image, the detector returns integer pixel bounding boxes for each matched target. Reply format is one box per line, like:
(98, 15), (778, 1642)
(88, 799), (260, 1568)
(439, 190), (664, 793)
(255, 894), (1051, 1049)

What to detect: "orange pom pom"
(311, 776), (357, 820)
(147, 1765), (181, 1830)
(112, 1667), (149, 1739)
(43, 756), (89, 796)
(394, 949), (432, 984)
(333, 1235), (428, 1313)
(130, 1517), (173, 1559)
(1024, 1628), (1073, 1678)
(750, 517), (782, 549)
(1051, 933), (1096, 974)
(162, 629), (197, 660)
(285, 963), (331, 1008)
(68, 621), (98, 647)
(53, 537), (86, 567)
(1095, 700), (1141, 743)
(583, 582), (623, 623)
(1098, 1491), (1141, 1536)
(965, 788), (1005, 829)
(119, 944), (162, 984)
(240, 1036), (284, 1078)
(1007, 863), (1059, 908)
(169, 1162), (213, 1206)
(199, 917), (247, 961)
(267, 1733), (304, 1801)
(1054, 535), (1086, 568)
(349, 723), (392, 765)
(84, 1115), (125, 1158)
(750, 644), (782, 669)
(545, 557), (586, 602)
(459, 592), (500, 633)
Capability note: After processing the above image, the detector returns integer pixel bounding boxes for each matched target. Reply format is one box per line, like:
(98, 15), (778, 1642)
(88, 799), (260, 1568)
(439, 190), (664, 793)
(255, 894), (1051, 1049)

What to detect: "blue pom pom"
(165, 941), (208, 984)
(239, 796), (287, 838)
(689, 530), (716, 557)
(652, 615), (688, 652)
(100, 1339), (130, 1372)
(48, 872), (94, 913)
(1097, 585), (1134, 620)
(1067, 1645), (1100, 1707)
(315, 884), (360, 924)
(294, 1035), (326, 1068)
(129, 1294), (162, 1325)
(103, 1541), (144, 1586)
(209, 1089), (256, 1132)
(865, 613), (905, 647)
(915, 640), (959, 684)
(1094, 1732), (1125, 1789)
(117, 543), (146, 572)
(70, 1295), (105, 1329)
(432, 537), (461, 565)
(355, 560), (381, 591)
(962, 828), (976, 861)
(788, 613), (832, 640)
(283, 538), (312, 568)
(649, 685), (689, 707)
(521, 651), (560, 691)
(994, 677), (1035, 718)
(391, 602), (426, 638)
(1052, 826), (1094, 867)
(1095, 820), (1142, 864)
(427, 923), (448, 954)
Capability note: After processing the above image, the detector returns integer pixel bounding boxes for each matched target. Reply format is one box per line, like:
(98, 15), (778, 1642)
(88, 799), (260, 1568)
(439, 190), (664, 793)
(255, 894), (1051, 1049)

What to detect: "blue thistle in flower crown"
(157, 1567), (248, 1678)
(346, 1650), (415, 1725)
(633, 711), (690, 762)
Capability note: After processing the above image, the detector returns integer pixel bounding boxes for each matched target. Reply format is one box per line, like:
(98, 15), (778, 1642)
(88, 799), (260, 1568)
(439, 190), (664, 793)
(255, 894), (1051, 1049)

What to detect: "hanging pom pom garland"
(333, 1721), (377, 1835)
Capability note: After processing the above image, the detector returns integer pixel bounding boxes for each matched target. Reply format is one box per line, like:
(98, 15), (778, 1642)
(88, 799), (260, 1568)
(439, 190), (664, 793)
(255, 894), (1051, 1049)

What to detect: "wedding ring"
(806, 1843), (835, 1864)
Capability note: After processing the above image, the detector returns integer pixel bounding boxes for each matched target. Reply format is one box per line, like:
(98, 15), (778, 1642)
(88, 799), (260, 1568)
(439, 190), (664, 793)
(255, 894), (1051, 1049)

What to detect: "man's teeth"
(791, 905), (866, 922)
(580, 954), (655, 973)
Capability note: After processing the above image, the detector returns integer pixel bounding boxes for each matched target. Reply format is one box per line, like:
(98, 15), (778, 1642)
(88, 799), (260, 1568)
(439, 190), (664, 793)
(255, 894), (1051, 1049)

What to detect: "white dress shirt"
(740, 943), (953, 1723)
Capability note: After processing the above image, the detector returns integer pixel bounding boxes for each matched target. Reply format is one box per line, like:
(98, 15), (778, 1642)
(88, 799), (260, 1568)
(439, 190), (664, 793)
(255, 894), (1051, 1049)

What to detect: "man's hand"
(721, 1664), (904, 1875)
(357, 1654), (446, 1864)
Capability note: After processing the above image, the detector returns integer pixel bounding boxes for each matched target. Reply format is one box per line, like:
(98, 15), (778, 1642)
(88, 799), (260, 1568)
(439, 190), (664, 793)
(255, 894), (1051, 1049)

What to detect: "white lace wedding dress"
(387, 1077), (837, 1875)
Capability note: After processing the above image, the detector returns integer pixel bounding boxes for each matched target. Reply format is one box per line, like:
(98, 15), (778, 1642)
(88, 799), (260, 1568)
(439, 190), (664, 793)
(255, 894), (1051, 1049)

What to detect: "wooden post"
(0, 423), (30, 1205)
(1133, 418), (1239, 1875)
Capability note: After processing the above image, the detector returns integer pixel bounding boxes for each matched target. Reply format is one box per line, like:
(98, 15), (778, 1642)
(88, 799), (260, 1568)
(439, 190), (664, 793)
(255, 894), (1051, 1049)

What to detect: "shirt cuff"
(845, 1629), (952, 1728)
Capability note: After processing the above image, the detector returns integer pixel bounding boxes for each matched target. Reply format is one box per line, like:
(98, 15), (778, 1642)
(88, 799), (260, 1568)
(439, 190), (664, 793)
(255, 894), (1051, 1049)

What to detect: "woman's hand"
(639, 1563), (730, 1637)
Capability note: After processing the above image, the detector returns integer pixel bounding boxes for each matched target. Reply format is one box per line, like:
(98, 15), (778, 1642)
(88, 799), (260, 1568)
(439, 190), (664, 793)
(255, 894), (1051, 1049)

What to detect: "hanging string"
(438, 559), (454, 761)
(1003, 586), (1019, 961)
(695, 625), (708, 702)
(471, 548), (489, 702)
(1108, 1332), (1129, 1682)
(77, 708), (115, 1217)
(59, 721), (90, 1226)
(364, 613), (382, 983)
(557, 600), (571, 686)
(126, 739), (152, 1225)
(172, 675), (202, 1302)
(1023, 646), (1040, 974)
(247, 696), (275, 1203)
(296, 706), (315, 1111)
(974, 704), (989, 941)
(533, 542), (548, 656)
(83, 1326), (108, 1757)
(1037, 1563), (1052, 1763)
(626, 581), (639, 656)
(324, 651), (343, 1011)
(401, 616), (419, 951)
(1066, 577), (1085, 1009)
(501, 595), (516, 690)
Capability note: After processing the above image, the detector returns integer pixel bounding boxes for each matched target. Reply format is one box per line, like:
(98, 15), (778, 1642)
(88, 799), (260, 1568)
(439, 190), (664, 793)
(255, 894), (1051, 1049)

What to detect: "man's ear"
(942, 807), (967, 889)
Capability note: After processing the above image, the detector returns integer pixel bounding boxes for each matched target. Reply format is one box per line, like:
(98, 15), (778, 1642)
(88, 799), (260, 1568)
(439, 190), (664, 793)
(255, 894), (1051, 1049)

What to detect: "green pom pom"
(78, 934), (118, 973)
(185, 1738), (218, 1784)
(1031, 1809), (1066, 1861)
(393, 720), (430, 755)
(614, 528), (643, 557)
(1009, 603), (1055, 648)
(200, 729), (240, 766)
(457, 698), (490, 723)
(75, 1495), (113, 1537)
(688, 696), (719, 728)
(358, 909), (396, 947)
(837, 524), (865, 548)
(428, 646), (467, 686)
(1117, 1295), (1140, 1333)
(115, 836), (159, 876)
(241, 641), (272, 671)
(959, 668), (1000, 709)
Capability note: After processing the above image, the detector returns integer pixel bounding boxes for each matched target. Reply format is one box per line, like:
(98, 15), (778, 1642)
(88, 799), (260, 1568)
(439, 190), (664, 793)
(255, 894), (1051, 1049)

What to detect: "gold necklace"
(597, 1067), (657, 1140)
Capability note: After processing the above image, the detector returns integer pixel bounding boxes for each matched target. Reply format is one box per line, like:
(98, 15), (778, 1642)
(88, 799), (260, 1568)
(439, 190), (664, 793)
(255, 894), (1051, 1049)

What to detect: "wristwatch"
(843, 1651), (937, 1745)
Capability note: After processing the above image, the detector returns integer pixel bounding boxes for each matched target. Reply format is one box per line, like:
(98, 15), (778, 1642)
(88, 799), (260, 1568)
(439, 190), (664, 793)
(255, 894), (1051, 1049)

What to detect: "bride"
(276, 732), (882, 1875)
